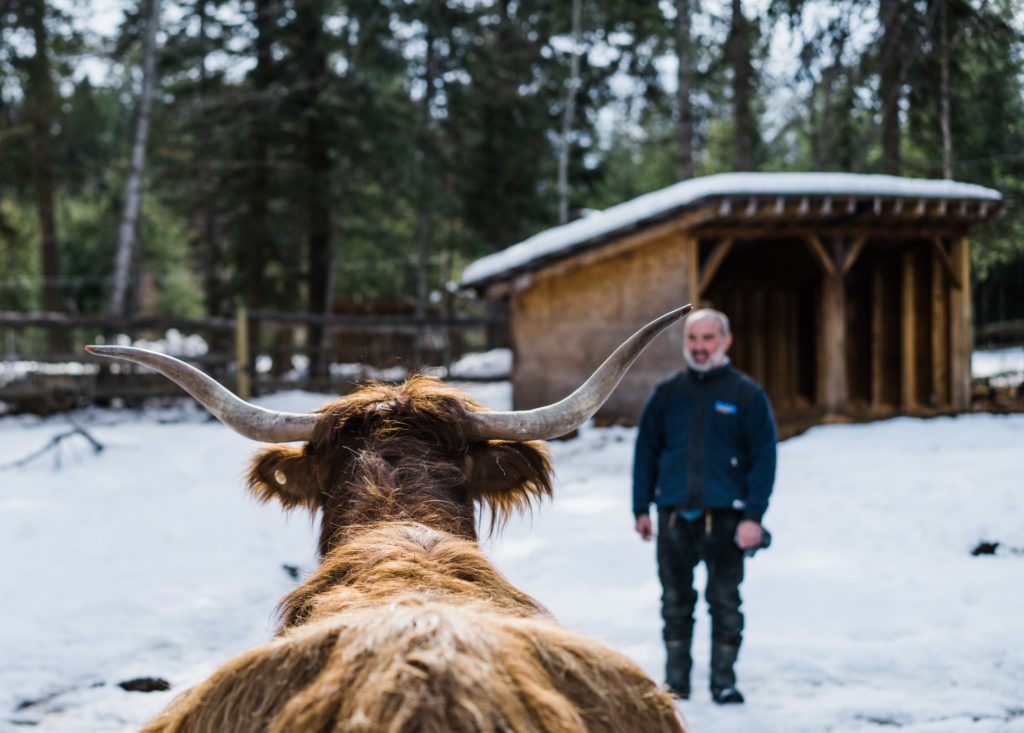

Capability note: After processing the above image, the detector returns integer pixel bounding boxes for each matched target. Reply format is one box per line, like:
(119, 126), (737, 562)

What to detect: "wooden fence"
(0, 308), (507, 415)
(975, 319), (1024, 347)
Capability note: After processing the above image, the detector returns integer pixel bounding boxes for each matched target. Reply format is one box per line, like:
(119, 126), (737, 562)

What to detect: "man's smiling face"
(684, 315), (732, 372)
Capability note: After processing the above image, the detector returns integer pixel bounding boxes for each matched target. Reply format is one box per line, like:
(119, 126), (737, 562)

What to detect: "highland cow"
(86, 305), (690, 733)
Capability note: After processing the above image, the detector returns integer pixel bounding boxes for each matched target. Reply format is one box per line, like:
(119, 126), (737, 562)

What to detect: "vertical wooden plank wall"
(680, 234), (700, 309)
(931, 248), (950, 405)
(871, 264), (886, 410)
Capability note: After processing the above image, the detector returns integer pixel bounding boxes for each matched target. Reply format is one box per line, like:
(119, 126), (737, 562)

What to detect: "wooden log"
(841, 236), (867, 275)
(901, 251), (917, 409)
(931, 248), (950, 406)
(804, 234), (837, 276)
(929, 237), (962, 289)
(818, 238), (847, 413)
(949, 236), (972, 410)
(871, 263), (885, 410)
(235, 305), (251, 400)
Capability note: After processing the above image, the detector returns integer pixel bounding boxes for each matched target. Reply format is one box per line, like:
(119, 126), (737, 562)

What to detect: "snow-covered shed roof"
(459, 172), (1002, 292)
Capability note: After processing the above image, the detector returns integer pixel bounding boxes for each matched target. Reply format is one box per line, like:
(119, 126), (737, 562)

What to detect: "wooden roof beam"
(694, 224), (971, 240)
(930, 237), (963, 289)
(804, 234), (837, 276)
(698, 237), (735, 296)
(841, 236), (867, 275)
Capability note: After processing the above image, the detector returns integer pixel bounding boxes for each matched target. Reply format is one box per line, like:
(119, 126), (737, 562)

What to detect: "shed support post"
(931, 245), (950, 406)
(901, 250), (917, 409)
(817, 238), (847, 414)
(949, 236), (972, 410)
(871, 264), (885, 410)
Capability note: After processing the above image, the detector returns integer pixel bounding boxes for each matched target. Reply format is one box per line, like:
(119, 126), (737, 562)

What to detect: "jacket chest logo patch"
(714, 400), (738, 415)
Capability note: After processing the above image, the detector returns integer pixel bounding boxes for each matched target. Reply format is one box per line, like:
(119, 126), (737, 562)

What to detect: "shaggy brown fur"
(141, 377), (685, 732)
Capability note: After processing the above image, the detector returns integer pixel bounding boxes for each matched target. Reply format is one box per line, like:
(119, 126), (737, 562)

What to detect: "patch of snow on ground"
(973, 346), (1024, 388)
(1, 386), (1022, 732)
(447, 348), (512, 379)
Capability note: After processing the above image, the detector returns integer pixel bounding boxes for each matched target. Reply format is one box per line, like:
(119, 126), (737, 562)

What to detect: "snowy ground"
(1, 382), (1022, 732)
(974, 347), (1024, 388)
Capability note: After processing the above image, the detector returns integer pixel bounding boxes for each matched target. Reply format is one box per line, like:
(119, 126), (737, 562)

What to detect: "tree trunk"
(815, 31), (847, 171)
(415, 0), (439, 365)
(109, 0), (162, 316)
(938, 0), (953, 179)
(196, 0), (224, 317)
(728, 0), (754, 171)
(557, 0), (583, 223)
(25, 0), (61, 314)
(879, 0), (903, 175)
(675, 0), (695, 180)
(245, 0), (275, 372)
(295, 0), (333, 379)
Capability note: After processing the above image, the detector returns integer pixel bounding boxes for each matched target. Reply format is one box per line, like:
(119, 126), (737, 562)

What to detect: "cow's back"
(141, 524), (684, 732)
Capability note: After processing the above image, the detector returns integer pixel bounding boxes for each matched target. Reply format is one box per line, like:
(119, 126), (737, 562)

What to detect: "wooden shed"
(459, 173), (1003, 424)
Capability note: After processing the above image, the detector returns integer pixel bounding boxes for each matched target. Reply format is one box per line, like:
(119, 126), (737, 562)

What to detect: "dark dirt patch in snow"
(118, 677), (170, 693)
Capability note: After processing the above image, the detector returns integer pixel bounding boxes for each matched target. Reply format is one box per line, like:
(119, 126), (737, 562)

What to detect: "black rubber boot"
(710, 641), (744, 704)
(665, 639), (692, 699)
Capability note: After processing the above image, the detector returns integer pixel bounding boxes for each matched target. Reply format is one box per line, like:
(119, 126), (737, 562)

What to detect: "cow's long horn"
(468, 304), (691, 442)
(84, 346), (319, 442)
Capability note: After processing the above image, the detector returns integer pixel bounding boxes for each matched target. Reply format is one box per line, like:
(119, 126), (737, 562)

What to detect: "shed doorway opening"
(700, 237), (819, 419)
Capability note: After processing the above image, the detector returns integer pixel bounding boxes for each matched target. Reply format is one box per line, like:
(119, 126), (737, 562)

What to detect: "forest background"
(1, 0), (1023, 348)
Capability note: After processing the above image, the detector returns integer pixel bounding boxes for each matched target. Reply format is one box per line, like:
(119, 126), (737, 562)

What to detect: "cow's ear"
(248, 445), (320, 511)
(464, 441), (553, 530)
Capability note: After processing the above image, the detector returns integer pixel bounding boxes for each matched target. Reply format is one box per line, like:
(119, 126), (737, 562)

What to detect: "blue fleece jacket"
(632, 363), (777, 523)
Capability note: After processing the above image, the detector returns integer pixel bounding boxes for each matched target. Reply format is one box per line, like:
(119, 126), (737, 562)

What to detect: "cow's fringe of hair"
(467, 439), (553, 536)
(246, 376), (555, 548)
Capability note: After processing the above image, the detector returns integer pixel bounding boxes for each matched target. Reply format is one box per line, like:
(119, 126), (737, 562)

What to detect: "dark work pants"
(657, 508), (745, 686)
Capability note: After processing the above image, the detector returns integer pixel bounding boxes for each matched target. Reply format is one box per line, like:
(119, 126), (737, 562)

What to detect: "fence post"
(235, 304), (251, 400)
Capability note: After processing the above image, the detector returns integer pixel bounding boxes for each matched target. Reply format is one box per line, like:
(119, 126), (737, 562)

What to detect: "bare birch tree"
(938, 0), (952, 179)
(675, 0), (695, 180)
(557, 0), (583, 224)
(109, 0), (162, 316)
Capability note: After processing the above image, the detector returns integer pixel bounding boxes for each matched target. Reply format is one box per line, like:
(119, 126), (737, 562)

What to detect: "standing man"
(633, 308), (777, 704)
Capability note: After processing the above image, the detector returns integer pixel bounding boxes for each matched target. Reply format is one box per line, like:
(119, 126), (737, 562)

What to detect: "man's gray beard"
(684, 348), (729, 373)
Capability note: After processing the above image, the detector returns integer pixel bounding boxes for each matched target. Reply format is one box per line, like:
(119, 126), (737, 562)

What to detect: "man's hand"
(635, 514), (654, 541)
(735, 519), (763, 550)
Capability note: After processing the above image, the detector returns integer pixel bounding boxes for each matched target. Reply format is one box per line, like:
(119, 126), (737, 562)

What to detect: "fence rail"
(0, 308), (508, 415)
(975, 319), (1024, 347)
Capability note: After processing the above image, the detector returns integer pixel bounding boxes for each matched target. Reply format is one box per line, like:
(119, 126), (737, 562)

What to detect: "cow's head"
(86, 306), (689, 554)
